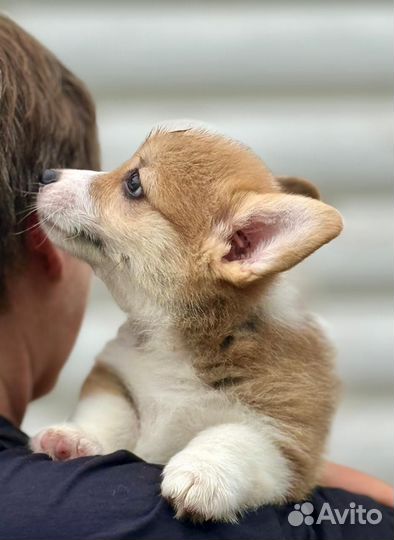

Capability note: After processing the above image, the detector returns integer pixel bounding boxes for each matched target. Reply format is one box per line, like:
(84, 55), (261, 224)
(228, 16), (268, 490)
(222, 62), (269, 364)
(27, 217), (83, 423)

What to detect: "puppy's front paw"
(30, 424), (103, 461)
(161, 452), (240, 523)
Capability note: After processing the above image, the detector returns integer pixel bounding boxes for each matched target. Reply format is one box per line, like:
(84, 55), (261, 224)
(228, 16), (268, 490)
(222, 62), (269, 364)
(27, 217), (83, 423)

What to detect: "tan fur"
(176, 295), (339, 500)
(37, 126), (344, 504)
(277, 175), (321, 200)
(90, 130), (340, 297)
(91, 132), (275, 245)
(80, 361), (130, 400)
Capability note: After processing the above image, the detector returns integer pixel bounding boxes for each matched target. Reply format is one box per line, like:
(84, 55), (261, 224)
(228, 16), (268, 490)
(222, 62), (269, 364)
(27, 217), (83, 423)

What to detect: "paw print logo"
(288, 502), (315, 526)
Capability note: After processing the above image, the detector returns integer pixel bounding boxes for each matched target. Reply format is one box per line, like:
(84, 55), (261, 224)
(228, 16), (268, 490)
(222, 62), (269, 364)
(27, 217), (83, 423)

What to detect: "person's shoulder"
(0, 419), (392, 540)
(0, 416), (29, 450)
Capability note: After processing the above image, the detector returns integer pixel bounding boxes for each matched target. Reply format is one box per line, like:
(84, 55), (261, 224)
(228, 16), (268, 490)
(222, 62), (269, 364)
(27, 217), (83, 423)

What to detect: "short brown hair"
(0, 15), (100, 298)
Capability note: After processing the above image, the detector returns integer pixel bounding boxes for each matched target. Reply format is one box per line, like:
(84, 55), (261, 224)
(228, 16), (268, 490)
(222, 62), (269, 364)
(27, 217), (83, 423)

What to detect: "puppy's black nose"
(40, 169), (58, 185)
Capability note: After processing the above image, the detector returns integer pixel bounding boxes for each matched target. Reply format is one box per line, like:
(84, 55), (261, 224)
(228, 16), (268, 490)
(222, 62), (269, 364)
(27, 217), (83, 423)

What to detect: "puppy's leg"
(161, 422), (292, 523)
(31, 362), (138, 460)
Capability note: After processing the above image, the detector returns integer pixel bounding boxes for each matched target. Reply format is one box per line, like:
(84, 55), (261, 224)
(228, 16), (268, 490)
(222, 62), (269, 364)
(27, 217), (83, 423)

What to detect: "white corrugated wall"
(1, 0), (391, 481)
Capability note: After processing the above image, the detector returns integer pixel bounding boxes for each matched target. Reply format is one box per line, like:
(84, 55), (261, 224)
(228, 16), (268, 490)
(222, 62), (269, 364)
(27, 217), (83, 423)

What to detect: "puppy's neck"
(120, 275), (306, 357)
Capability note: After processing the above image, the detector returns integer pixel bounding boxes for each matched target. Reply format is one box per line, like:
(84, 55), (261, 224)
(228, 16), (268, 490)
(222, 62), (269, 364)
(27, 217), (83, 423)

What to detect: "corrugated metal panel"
(3, 3), (391, 95)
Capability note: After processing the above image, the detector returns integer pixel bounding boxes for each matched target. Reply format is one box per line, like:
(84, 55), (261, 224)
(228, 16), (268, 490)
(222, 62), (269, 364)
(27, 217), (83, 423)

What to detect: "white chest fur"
(32, 313), (295, 519)
(99, 321), (249, 464)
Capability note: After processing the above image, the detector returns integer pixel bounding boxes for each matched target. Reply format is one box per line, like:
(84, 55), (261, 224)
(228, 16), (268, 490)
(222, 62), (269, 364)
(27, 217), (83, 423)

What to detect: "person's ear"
(206, 192), (343, 287)
(277, 175), (321, 200)
(24, 213), (64, 281)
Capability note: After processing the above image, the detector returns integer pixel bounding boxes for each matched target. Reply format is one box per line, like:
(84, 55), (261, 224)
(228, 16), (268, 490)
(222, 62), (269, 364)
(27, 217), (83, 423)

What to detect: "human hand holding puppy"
(322, 462), (393, 508)
(31, 122), (344, 522)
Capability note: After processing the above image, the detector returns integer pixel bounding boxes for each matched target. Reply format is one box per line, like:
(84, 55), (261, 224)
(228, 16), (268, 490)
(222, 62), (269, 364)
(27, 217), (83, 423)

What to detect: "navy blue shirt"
(0, 417), (392, 539)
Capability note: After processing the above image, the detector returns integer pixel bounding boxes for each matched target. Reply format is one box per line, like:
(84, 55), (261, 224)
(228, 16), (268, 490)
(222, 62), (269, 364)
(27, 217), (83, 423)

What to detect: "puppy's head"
(37, 123), (343, 312)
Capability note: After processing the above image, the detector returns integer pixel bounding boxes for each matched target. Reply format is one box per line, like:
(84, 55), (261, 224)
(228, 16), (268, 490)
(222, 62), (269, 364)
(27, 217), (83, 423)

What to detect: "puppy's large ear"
(206, 193), (342, 286)
(277, 175), (320, 200)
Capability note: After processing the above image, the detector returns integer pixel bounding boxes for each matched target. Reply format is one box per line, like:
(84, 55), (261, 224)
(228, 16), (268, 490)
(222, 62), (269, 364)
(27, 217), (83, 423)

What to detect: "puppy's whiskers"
(13, 210), (50, 236)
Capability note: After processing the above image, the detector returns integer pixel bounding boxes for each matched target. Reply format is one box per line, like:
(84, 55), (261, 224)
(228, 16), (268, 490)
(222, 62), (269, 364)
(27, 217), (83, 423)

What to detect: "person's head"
(0, 16), (100, 398)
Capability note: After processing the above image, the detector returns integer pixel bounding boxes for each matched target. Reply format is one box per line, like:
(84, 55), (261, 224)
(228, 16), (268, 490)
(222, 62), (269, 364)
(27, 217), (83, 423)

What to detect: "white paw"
(30, 424), (103, 461)
(161, 452), (242, 523)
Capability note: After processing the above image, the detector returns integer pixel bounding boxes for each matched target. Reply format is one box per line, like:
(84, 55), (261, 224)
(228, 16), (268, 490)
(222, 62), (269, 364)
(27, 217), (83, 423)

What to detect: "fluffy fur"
(32, 124), (343, 522)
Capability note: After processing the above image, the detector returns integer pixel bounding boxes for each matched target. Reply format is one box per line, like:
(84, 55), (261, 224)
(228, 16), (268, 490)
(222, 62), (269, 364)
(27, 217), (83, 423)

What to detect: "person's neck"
(0, 309), (34, 427)
(0, 380), (31, 427)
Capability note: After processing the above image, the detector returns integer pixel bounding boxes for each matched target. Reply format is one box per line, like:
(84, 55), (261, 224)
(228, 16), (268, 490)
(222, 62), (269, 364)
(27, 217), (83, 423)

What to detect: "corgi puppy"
(32, 121), (343, 522)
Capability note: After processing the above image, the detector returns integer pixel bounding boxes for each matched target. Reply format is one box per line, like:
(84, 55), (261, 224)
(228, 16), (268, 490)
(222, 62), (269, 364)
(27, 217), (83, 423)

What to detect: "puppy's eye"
(124, 169), (143, 199)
